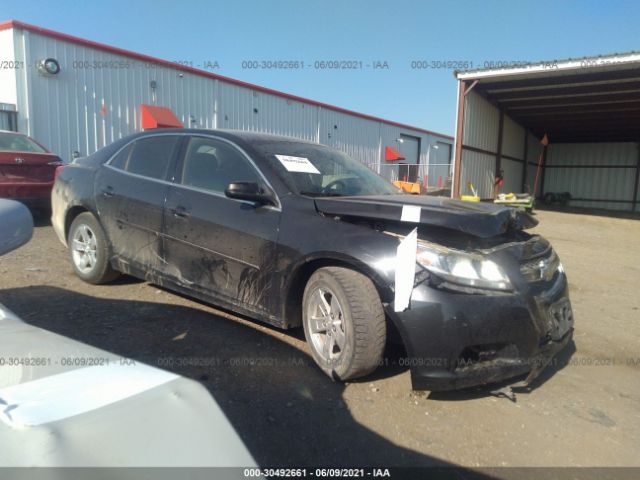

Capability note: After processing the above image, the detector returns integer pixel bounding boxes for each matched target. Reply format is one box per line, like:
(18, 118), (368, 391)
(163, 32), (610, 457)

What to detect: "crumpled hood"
(314, 195), (538, 238)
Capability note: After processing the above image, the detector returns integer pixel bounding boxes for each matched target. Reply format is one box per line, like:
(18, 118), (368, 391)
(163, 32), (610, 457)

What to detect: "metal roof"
(455, 51), (640, 143)
(0, 19), (452, 140)
(455, 51), (640, 80)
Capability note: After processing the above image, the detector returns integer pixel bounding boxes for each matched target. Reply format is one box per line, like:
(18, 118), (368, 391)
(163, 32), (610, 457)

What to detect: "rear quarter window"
(109, 144), (133, 170)
(124, 136), (180, 180)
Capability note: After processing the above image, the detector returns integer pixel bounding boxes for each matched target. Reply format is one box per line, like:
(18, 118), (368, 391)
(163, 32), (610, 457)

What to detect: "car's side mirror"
(225, 182), (277, 206)
(0, 200), (34, 256)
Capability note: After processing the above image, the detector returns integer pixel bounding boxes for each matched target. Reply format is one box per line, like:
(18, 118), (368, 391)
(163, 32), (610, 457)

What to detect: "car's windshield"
(0, 132), (46, 153)
(252, 139), (400, 197)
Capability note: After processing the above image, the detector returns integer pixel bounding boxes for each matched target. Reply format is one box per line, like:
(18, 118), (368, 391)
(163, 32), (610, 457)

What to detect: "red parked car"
(0, 130), (63, 209)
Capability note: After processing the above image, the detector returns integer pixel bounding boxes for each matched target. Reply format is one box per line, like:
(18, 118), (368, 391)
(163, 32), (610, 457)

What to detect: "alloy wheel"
(306, 287), (347, 362)
(71, 224), (98, 274)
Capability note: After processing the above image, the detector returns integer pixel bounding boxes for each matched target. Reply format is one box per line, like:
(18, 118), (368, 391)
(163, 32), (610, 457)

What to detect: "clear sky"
(1, 0), (639, 135)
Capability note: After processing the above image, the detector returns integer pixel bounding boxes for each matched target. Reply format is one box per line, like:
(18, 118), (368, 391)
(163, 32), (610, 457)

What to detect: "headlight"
(416, 241), (512, 291)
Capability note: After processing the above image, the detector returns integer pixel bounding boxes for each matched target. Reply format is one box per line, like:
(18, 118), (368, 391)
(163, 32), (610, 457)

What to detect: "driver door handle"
(101, 185), (115, 197)
(172, 206), (190, 218)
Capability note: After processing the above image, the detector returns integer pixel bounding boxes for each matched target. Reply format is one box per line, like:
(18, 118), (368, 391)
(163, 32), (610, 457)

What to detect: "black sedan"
(52, 129), (574, 390)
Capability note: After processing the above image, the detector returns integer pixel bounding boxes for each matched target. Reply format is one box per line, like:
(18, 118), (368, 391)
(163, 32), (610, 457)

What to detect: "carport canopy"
(456, 52), (640, 143)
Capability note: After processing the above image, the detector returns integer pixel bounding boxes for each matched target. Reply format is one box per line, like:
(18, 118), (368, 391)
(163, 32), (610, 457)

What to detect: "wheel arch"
(282, 253), (392, 328)
(64, 205), (92, 242)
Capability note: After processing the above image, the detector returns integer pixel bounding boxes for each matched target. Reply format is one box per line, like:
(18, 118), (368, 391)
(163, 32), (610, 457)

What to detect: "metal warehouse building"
(452, 53), (640, 211)
(0, 20), (453, 188)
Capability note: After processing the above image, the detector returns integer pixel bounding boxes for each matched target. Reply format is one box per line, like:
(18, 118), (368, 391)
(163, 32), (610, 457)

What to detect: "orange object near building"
(141, 104), (183, 129)
(393, 180), (422, 194)
(385, 146), (405, 161)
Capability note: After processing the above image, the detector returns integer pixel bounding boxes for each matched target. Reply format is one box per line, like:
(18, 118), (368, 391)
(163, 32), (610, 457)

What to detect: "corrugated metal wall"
(9, 27), (453, 169)
(319, 108), (381, 168)
(501, 115), (524, 160)
(459, 91), (498, 197)
(500, 115), (524, 193)
(460, 149), (495, 197)
(460, 91), (528, 197)
(16, 29), (222, 156)
(544, 142), (638, 211)
(501, 158), (522, 193)
(462, 91), (499, 153)
(251, 90), (317, 141)
(0, 29), (17, 106)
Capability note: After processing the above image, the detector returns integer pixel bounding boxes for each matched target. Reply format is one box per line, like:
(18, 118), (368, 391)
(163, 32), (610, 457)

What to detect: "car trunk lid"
(0, 152), (62, 183)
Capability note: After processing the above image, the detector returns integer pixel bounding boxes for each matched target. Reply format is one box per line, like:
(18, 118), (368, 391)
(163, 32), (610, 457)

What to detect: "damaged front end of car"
(314, 195), (574, 391)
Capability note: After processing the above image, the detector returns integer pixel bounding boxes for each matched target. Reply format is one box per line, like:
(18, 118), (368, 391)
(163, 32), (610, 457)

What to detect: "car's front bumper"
(387, 271), (573, 391)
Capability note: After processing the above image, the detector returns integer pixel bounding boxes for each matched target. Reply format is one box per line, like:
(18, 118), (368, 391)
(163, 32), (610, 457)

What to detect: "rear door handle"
(172, 206), (190, 218)
(101, 186), (114, 197)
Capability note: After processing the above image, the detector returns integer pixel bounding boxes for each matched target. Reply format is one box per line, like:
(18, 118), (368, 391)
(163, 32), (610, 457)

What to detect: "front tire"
(68, 212), (119, 284)
(302, 266), (386, 381)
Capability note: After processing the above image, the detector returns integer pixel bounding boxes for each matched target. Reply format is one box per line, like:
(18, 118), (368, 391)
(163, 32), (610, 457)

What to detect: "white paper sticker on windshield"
(275, 155), (321, 174)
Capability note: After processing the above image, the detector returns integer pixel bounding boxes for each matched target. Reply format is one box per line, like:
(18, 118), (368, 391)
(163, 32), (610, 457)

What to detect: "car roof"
(138, 128), (319, 145)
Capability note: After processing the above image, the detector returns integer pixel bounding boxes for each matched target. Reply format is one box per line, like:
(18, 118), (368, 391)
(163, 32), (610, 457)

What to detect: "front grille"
(520, 249), (560, 283)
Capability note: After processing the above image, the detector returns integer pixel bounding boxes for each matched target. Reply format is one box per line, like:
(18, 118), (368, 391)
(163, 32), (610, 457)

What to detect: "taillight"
(54, 165), (65, 181)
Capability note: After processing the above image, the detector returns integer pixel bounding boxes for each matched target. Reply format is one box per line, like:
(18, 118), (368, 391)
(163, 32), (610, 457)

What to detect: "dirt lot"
(1, 209), (639, 469)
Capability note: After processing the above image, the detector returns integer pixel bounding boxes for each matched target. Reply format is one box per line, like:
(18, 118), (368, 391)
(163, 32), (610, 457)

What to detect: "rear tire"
(68, 212), (119, 284)
(302, 266), (386, 381)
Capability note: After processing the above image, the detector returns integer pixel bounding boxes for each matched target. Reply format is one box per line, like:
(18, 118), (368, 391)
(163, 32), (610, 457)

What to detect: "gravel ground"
(0, 209), (639, 469)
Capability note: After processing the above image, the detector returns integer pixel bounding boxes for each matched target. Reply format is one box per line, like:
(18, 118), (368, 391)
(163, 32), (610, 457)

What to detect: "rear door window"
(125, 136), (180, 180)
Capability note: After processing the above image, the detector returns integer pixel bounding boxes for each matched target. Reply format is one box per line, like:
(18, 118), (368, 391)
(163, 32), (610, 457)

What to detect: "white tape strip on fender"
(394, 228), (418, 312)
(0, 363), (179, 428)
(400, 205), (421, 223)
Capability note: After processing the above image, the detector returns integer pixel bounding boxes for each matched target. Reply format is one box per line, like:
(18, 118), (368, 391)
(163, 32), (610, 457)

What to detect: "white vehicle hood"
(0, 304), (256, 468)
